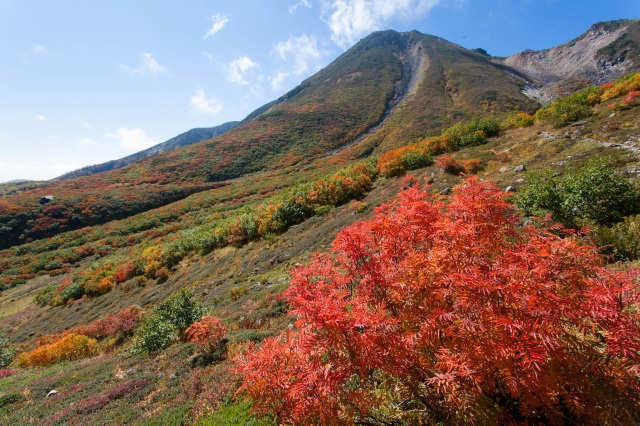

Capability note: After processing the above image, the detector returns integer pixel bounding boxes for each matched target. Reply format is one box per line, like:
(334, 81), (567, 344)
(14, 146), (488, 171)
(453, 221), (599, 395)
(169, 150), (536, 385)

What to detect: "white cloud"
(204, 13), (230, 38)
(190, 88), (223, 115)
(121, 52), (167, 75)
(110, 128), (157, 150)
(202, 51), (215, 62)
(226, 56), (259, 85)
(270, 34), (327, 90)
(33, 45), (47, 55)
(35, 114), (46, 122)
(23, 44), (49, 65)
(75, 137), (108, 149)
(323, 0), (440, 48)
(289, 0), (312, 14)
(274, 34), (325, 76)
(270, 71), (291, 90)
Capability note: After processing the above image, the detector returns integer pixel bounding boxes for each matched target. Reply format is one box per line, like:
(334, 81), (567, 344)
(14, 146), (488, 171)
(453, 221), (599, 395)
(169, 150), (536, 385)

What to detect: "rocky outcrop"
(494, 20), (640, 104)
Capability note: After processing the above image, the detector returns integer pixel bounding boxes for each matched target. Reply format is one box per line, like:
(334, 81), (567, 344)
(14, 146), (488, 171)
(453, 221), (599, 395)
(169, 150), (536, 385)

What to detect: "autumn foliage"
(237, 178), (640, 425)
(18, 334), (97, 367)
(186, 315), (228, 359)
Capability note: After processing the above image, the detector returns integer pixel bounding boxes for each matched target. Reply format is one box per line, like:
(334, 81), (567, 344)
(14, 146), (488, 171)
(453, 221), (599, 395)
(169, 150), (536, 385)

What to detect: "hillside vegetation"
(1, 24), (640, 425)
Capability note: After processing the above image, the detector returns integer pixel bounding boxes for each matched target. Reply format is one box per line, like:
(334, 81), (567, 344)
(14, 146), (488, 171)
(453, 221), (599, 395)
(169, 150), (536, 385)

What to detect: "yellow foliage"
(17, 334), (97, 367)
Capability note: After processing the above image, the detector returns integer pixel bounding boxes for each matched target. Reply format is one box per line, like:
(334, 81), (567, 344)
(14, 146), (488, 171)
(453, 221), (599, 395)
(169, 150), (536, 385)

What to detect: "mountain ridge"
(57, 121), (240, 180)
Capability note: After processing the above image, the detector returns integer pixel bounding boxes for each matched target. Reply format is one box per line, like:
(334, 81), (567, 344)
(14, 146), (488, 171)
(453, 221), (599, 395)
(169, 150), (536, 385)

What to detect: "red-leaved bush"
(186, 315), (227, 359)
(236, 178), (640, 425)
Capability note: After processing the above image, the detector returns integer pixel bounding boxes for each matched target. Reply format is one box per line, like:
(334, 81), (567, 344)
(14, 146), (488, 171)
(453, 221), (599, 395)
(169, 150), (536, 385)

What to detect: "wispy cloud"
(23, 44), (49, 65)
(202, 51), (215, 62)
(75, 137), (108, 149)
(204, 13), (230, 38)
(323, 0), (440, 49)
(121, 52), (167, 75)
(270, 34), (326, 90)
(226, 56), (259, 85)
(109, 127), (157, 150)
(190, 88), (223, 115)
(289, 0), (312, 14)
(35, 114), (46, 122)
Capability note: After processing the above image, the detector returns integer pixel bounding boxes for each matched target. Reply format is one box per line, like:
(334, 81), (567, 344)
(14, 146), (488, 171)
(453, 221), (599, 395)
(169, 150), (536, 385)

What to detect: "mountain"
(2, 20), (640, 425)
(495, 19), (640, 103)
(0, 29), (540, 249)
(1, 23), (638, 250)
(57, 121), (240, 180)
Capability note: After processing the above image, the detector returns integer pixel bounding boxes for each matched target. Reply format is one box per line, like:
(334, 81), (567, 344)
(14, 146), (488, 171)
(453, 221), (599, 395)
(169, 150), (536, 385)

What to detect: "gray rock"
(46, 390), (58, 398)
(39, 195), (54, 204)
(505, 186), (517, 193)
(571, 120), (589, 127)
(513, 165), (527, 173)
(552, 172), (562, 177)
(515, 178), (524, 183)
(609, 113), (616, 118)
(126, 368), (137, 375)
(440, 187), (452, 195)
(499, 166), (510, 173)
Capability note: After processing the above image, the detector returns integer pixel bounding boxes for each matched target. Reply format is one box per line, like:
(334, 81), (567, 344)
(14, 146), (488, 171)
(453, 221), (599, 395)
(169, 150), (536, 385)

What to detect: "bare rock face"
(494, 20), (640, 104)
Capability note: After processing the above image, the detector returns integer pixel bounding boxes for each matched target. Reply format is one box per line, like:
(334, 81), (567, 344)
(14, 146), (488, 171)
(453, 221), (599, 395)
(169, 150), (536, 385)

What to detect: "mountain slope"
(496, 19), (640, 103)
(57, 121), (239, 180)
(0, 25), (635, 250)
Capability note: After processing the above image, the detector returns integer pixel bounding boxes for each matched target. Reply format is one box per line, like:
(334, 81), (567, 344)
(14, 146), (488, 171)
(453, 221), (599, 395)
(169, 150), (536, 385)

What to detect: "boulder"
(513, 165), (526, 173)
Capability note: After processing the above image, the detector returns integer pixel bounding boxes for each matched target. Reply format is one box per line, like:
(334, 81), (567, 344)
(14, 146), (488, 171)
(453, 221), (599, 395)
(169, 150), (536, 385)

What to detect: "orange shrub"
(460, 159), (483, 174)
(113, 260), (137, 283)
(18, 334), (97, 367)
(186, 316), (227, 359)
(436, 155), (464, 174)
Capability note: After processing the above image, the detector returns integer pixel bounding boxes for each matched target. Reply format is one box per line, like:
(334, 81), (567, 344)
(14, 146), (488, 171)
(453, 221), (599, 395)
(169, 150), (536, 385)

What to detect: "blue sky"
(0, 0), (638, 182)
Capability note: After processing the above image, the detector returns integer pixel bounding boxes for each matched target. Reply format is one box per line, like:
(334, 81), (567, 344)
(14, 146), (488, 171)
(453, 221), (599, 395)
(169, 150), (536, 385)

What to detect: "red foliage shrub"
(237, 178), (640, 425)
(436, 154), (464, 174)
(72, 306), (143, 340)
(0, 368), (13, 378)
(624, 90), (640, 106)
(186, 315), (227, 357)
(113, 260), (137, 283)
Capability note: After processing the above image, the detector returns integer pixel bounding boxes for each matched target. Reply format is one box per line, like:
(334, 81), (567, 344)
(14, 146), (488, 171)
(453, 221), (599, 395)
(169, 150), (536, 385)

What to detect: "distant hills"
(57, 121), (239, 180)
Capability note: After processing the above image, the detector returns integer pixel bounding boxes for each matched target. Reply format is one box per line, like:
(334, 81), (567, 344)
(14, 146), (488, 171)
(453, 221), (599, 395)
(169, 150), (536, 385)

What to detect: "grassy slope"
(1, 92), (639, 424)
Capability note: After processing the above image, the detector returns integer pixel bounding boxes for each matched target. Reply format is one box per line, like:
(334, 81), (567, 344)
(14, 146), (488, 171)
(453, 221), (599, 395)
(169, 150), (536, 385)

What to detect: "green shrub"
(314, 205), (331, 216)
(535, 86), (603, 128)
(34, 284), (57, 306)
(515, 157), (640, 228)
(401, 150), (433, 170)
(443, 116), (500, 148)
(60, 281), (84, 303)
(592, 214), (640, 261)
(229, 285), (249, 301)
(196, 399), (276, 426)
(129, 289), (204, 354)
(0, 332), (17, 368)
(0, 392), (25, 408)
(155, 289), (205, 334)
(128, 317), (179, 355)
(501, 111), (535, 129)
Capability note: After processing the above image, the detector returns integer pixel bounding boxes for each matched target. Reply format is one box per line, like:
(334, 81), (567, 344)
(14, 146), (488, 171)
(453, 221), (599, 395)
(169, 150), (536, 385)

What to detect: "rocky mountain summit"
(496, 19), (640, 103)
